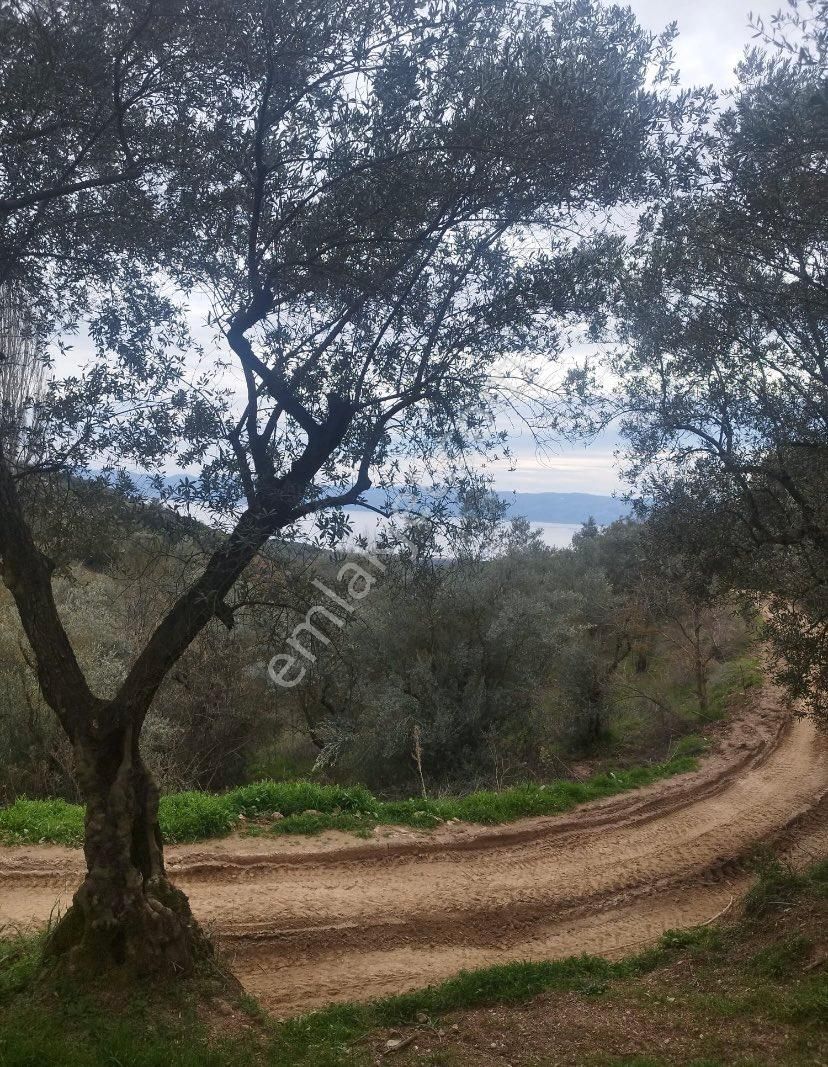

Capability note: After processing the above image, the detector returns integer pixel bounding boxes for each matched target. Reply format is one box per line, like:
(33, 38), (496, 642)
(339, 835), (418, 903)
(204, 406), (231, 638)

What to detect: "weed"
(743, 859), (807, 918)
(0, 797), (84, 846)
(749, 936), (812, 979)
(778, 973), (828, 1027)
(671, 734), (709, 758)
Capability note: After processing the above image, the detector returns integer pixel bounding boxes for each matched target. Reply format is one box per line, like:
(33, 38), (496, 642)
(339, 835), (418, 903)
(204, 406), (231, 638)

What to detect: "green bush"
(158, 792), (235, 843)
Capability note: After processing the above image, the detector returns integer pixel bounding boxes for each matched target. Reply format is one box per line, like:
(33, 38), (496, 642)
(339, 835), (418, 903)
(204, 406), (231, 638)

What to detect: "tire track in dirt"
(1, 682), (826, 1017)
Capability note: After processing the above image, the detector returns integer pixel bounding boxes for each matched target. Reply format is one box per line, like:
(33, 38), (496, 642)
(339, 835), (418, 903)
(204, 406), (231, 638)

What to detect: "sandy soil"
(1, 680), (826, 1017)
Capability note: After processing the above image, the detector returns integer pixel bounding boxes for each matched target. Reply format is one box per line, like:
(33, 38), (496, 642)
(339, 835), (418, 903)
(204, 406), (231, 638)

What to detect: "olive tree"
(611, 3), (828, 721)
(0, 0), (700, 978)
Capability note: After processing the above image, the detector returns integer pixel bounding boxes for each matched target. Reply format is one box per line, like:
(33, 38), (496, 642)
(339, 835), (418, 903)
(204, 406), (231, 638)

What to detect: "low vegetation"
(0, 746), (701, 846)
(1, 858), (824, 1065)
(0, 496), (757, 808)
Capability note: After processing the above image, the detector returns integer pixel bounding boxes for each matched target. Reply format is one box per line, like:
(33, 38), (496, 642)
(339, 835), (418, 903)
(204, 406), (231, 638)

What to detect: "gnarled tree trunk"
(45, 723), (208, 978)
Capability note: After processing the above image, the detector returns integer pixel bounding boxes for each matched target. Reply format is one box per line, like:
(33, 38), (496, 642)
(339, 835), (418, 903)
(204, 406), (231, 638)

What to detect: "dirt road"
(1, 682), (826, 1016)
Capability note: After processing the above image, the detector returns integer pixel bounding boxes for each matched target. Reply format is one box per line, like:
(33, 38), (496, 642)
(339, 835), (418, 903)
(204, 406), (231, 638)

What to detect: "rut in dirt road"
(1, 682), (826, 1016)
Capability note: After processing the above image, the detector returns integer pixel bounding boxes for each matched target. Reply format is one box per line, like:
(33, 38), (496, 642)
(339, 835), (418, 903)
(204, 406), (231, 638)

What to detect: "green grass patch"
(749, 935), (812, 979)
(670, 733), (710, 758)
(777, 972), (828, 1027)
(0, 928), (45, 1004)
(0, 797), (85, 846)
(0, 998), (263, 1067)
(0, 753), (698, 847)
(158, 791), (236, 842)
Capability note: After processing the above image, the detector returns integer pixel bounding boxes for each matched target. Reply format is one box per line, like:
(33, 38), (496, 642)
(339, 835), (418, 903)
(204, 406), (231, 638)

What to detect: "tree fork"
(0, 457), (293, 979)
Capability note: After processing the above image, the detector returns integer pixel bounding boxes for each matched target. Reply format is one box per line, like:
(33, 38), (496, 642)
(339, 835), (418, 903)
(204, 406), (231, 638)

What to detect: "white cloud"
(484, 445), (624, 494)
(628, 0), (773, 88)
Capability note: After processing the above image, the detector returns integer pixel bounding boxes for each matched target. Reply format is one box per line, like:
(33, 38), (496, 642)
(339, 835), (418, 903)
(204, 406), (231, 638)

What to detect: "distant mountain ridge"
(105, 472), (629, 527)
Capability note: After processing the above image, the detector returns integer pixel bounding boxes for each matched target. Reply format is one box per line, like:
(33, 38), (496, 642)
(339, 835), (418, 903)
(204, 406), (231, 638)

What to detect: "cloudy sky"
(491, 0), (778, 496)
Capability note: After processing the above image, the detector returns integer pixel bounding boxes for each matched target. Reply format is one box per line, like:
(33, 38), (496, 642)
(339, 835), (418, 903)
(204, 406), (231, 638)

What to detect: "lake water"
(336, 511), (582, 549)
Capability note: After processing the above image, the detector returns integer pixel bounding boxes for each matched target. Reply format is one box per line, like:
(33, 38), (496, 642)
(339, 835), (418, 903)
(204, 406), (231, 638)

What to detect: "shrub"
(158, 791), (235, 843)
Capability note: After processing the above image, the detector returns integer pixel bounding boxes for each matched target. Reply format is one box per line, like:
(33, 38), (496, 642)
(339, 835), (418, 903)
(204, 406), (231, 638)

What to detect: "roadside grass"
(0, 926), (45, 1003)
(0, 797), (85, 847)
(0, 857), (825, 1066)
(0, 748), (701, 847)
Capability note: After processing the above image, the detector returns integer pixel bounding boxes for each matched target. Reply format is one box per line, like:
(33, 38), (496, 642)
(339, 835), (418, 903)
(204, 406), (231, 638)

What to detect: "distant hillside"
(114, 473), (629, 527)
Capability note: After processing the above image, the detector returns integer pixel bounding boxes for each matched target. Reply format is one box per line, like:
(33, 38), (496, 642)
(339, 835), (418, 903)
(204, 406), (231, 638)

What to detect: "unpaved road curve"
(1, 682), (827, 1016)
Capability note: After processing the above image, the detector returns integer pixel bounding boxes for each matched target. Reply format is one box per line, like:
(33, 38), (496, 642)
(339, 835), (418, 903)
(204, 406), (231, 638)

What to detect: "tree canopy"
(610, 1), (828, 720)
